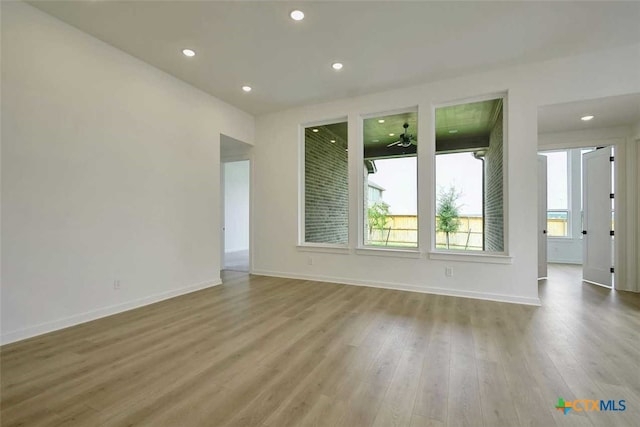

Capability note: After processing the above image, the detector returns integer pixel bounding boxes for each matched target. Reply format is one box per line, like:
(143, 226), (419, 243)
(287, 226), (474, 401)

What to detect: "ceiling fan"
(386, 123), (416, 147)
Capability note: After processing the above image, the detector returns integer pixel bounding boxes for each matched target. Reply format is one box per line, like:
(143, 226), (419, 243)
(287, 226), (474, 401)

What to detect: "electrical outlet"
(307, 256), (313, 266)
(445, 267), (453, 277)
(113, 279), (121, 290)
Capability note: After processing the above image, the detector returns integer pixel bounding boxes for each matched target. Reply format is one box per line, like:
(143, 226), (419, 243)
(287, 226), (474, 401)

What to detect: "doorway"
(222, 160), (250, 272)
(220, 134), (252, 274)
(538, 93), (640, 294)
(537, 146), (615, 288)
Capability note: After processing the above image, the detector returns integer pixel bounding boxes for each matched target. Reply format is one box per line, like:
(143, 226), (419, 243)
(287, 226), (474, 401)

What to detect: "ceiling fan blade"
(387, 140), (401, 147)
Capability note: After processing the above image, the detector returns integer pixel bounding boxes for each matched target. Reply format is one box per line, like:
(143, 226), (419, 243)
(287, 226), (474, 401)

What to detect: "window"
(542, 151), (569, 237)
(362, 110), (418, 248)
(303, 120), (348, 245)
(434, 97), (505, 252)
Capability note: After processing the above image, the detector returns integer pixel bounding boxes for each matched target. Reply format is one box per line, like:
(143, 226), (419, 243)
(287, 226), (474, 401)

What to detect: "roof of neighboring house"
(367, 181), (385, 192)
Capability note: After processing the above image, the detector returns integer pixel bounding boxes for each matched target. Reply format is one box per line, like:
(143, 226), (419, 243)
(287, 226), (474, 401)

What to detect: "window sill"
(428, 251), (512, 264)
(356, 247), (422, 258)
(296, 244), (350, 254)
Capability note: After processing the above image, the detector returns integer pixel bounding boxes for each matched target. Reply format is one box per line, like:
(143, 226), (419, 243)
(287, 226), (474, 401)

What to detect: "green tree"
(368, 201), (390, 241)
(437, 186), (461, 249)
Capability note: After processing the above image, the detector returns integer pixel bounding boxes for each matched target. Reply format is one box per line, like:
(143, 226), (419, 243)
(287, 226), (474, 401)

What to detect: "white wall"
(253, 43), (640, 304)
(0, 2), (254, 344)
(224, 161), (250, 253)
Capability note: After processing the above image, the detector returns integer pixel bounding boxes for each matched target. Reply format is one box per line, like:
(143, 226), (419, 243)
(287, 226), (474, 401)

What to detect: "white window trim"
(355, 247), (422, 258)
(296, 244), (350, 254)
(428, 251), (513, 264)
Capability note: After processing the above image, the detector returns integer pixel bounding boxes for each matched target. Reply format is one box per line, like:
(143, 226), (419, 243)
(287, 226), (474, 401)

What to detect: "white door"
(538, 155), (548, 279)
(582, 147), (613, 288)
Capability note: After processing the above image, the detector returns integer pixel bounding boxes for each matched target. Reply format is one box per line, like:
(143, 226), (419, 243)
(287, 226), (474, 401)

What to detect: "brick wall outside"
(484, 112), (504, 252)
(304, 128), (348, 244)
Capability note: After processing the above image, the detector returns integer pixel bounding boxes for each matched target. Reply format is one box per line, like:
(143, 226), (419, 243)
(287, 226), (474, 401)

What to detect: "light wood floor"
(224, 250), (250, 272)
(1, 265), (639, 426)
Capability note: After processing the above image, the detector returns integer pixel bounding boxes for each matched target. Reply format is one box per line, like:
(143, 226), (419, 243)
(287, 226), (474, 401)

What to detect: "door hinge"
(610, 193), (615, 199)
(610, 156), (615, 162)
(610, 267), (615, 273)
(582, 230), (587, 235)
(610, 230), (615, 236)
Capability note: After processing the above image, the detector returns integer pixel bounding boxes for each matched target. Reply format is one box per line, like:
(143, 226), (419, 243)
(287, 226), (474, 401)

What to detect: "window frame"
(430, 92), (510, 257)
(357, 106), (421, 254)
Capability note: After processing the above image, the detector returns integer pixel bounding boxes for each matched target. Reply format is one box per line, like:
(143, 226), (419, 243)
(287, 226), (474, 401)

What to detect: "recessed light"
(330, 139), (336, 143)
(378, 119), (385, 124)
(449, 129), (459, 134)
(331, 62), (343, 71)
(389, 133), (395, 137)
(581, 115), (594, 121)
(312, 128), (319, 132)
(182, 48), (196, 57)
(290, 10), (304, 21)
(241, 85), (252, 92)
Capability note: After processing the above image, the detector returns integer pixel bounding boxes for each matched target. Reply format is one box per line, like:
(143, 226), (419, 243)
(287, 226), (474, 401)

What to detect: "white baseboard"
(1, 278), (222, 346)
(251, 269), (541, 306)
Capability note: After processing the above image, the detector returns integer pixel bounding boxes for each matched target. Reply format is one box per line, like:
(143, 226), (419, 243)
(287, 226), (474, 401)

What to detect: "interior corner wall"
(484, 113), (504, 252)
(0, 2), (254, 344)
(304, 130), (348, 244)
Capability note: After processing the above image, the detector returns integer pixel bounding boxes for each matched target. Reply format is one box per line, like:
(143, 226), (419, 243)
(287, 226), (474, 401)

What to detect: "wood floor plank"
(476, 359), (520, 427)
(371, 350), (422, 427)
(1, 265), (639, 427)
(410, 413), (445, 427)
(413, 295), (452, 424)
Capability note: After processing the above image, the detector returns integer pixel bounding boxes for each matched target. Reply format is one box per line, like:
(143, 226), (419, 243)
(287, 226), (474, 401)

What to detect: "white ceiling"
(538, 93), (640, 134)
(30, 1), (640, 116)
